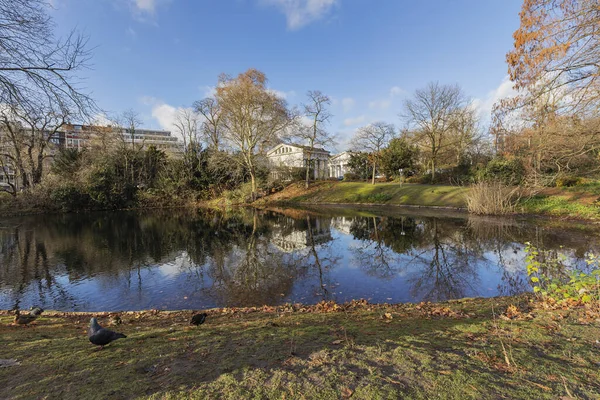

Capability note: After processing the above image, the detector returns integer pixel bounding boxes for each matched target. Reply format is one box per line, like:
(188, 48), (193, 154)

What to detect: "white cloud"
(139, 96), (190, 138)
(199, 85), (216, 98)
(152, 103), (179, 132)
(390, 86), (406, 97)
(268, 89), (297, 100)
(127, 0), (171, 21)
(341, 97), (355, 113)
(134, 0), (156, 13)
(126, 27), (137, 38)
(369, 100), (391, 110)
(474, 76), (518, 122)
(262, 0), (339, 30)
(343, 115), (365, 127)
(91, 113), (113, 126)
(367, 86), (404, 111)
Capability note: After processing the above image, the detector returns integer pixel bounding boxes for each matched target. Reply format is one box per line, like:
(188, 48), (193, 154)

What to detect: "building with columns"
(267, 143), (331, 180)
(328, 151), (353, 179)
(267, 144), (355, 181)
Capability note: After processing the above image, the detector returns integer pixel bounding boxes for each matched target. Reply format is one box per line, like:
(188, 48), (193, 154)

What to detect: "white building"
(267, 143), (330, 180)
(270, 218), (333, 253)
(328, 151), (353, 179)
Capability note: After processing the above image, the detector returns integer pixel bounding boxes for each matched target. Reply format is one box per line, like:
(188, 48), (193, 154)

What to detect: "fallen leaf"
(341, 387), (354, 398)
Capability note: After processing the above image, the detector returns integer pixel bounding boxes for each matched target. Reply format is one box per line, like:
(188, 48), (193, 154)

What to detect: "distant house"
(267, 143), (330, 180)
(328, 151), (353, 179)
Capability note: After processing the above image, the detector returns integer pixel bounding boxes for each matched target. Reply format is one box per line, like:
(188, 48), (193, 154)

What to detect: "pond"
(0, 206), (598, 311)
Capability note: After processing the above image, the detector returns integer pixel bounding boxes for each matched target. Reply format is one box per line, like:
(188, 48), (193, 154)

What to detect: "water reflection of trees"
(406, 219), (482, 301)
(348, 213), (600, 302)
(2, 208), (600, 309)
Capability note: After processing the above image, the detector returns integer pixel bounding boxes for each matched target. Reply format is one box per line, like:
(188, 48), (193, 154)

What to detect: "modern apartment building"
(60, 124), (184, 153)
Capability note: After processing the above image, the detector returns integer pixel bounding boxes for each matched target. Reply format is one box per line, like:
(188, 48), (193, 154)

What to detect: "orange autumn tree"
(507, 0), (600, 114)
(492, 0), (600, 183)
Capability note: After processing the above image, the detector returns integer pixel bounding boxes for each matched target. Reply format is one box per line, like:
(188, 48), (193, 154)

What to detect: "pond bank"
(1, 296), (599, 399)
(257, 181), (600, 221)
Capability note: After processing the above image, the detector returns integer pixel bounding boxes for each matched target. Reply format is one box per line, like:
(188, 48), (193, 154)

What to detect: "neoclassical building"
(267, 143), (354, 180)
(328, 151), (352, 179)
(267, 143), (331, 180)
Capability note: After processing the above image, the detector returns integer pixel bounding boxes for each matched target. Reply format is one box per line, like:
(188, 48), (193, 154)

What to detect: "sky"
(50, 0), (523, 151)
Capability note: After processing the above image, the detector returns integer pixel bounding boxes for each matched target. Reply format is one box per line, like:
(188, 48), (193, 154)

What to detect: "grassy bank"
(1, 297), (599, 399)
(260, 182), (469, 209)
(260, 181), (600, 220)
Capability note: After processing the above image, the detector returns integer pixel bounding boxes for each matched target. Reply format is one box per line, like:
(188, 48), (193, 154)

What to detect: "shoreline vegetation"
(1, 296), (599, 399)
(257, 181), (600, 221)
(2, 180), (600, 221)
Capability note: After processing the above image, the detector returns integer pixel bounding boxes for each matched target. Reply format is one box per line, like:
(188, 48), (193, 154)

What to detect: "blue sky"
(50, 0), (523, 150)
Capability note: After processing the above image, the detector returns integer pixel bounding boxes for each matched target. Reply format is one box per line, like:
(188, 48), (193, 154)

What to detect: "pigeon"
(14, 308), (43, 326)
(190, 313), (207, 326)
(88, 317), (127, 350)
(29, 307), (44, 316)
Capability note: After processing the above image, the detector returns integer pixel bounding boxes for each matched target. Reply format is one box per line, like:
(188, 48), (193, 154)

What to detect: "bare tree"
(216, 69), (292, 199)
(173, 108), (200, 151)
(194, 97), (223, 151)
(295, 90), (334, 188)
(0, 104), (68, 191)
(0, 0), (94, 117)
(402, 82), (471, 182)
(351, 122), (395, 185)
(110, 109), (144, 185)
(116, 109), (144, 151)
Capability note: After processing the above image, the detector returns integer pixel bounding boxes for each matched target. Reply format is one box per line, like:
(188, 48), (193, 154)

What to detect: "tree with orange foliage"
(507, 0), (600, 115)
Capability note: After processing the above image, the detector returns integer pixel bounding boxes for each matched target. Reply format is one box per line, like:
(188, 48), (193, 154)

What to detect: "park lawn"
(263, 181), (469, 209)
(518, 188), (600, 220)
(1, 296), (599, 399)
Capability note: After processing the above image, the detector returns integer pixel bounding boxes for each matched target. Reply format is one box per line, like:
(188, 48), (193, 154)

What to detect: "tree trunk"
(305, 156), (311, 189)
(431, 158), (436, 183)
(250, 169), (257, 201)
(372, 161), (376, 185)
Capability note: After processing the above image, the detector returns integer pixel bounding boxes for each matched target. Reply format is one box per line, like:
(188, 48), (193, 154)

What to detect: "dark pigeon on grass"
(88, 317), (127, 350)
(190, 313), (207, 326)
(14, 307), (44, 326)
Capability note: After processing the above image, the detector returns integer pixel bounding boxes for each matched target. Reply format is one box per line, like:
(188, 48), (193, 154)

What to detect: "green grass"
(1, 297), (599, 399)
(519, 195), (600, 220)
(285, 182), (469, 208)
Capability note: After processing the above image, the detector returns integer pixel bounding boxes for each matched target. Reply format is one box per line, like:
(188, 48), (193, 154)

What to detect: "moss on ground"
(1, 296), (599, 399)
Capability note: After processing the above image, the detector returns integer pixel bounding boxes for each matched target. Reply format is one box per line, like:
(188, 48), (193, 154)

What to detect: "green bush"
(481, 157), (524, 185)
(223, 182), (254, 203)
(50, 184), (90, 211)
(525, 242), (600, 303)
(555, 175), (582, 188)
(343, 172), (361, 182)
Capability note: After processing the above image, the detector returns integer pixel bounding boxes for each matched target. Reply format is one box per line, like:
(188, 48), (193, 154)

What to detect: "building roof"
(267, 143), (330, 155)
(329, 151), (354, 160)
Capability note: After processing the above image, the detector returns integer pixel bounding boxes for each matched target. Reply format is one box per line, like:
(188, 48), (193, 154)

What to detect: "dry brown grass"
(466, 181), (523, 215)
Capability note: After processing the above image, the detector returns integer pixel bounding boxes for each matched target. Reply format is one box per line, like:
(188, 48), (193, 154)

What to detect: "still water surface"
(1, 207), (598, 311)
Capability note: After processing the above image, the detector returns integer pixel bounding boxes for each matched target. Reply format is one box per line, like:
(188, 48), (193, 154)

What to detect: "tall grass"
(466, 181), (522, 215)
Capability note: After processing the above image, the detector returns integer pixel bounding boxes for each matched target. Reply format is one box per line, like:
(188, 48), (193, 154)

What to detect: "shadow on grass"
(1, 300), (599, 399)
